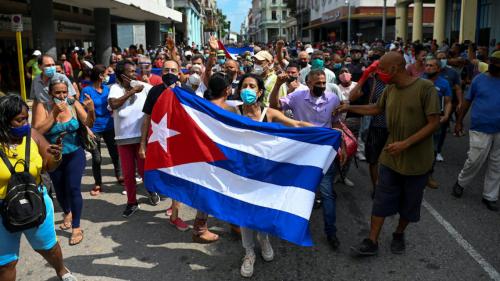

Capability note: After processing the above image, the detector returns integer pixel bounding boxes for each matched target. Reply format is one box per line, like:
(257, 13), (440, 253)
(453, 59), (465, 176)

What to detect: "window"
(272, 0), (277, 4)
(282, 10), (287, 20)
(272, 10), (277, 20)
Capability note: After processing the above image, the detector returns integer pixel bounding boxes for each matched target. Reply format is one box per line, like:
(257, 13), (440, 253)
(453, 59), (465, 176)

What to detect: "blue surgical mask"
(10, 124), (30, 138)
(311, 58), (325, 70)
(440, 59), (447, 68)
(333, 63), (342, 70)
(217, 58), (226, 65)
(44, 66), (56, 78)
(240, 88), (257, 105)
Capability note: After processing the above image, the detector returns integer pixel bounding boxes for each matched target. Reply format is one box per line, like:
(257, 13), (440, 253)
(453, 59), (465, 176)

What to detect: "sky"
(218, 0), (252, 33)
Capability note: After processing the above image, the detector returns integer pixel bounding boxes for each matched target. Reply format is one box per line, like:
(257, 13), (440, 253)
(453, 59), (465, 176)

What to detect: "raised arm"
(269, 73), (288, 110)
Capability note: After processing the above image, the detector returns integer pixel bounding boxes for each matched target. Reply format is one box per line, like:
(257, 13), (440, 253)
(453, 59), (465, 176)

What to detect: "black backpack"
(0, 130), (46, 233)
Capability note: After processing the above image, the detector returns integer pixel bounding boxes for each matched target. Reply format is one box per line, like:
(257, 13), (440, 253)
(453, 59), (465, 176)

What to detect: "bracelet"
(53, 153), (62, 162)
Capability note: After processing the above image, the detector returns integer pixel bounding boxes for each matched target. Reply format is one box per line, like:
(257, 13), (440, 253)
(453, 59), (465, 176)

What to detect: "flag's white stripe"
(181, 104), (336, 172)
(158, 162), (315, 220)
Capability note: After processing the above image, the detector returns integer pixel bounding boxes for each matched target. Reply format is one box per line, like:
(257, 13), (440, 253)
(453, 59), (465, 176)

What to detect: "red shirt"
(137, 73), (163, 86)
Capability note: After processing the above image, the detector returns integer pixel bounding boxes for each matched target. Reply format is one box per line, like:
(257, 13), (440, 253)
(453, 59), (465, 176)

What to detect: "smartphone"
(56, 132), (67, 145)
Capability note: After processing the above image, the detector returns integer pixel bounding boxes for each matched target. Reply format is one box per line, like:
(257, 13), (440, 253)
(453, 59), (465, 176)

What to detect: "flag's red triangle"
(145, 88), (227, 170)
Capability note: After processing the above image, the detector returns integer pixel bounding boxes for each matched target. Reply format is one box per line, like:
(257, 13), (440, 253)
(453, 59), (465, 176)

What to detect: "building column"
(412, 0), (423, 42)
(433, 0), (446, 43)
(395, 1), (408, 41)
(145, 21), (161, 49)
(31, 0), (56, 57)
(94, 8), (112, 66)
(459, 0), (478, 42)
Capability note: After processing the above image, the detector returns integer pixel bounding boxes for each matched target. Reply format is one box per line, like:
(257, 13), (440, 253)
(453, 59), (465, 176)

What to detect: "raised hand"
(209, 35), (218, 51)
(166, 36), (175, 50)
(82, 94), (94, 111)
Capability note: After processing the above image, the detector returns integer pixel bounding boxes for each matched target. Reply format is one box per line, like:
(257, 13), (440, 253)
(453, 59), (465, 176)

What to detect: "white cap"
(305, 47), (314, 54)
(82, 60), (93, 69)
(184, 50), (193, 57)
(32, 50), (41, 56)
(74, 47), (80, 51)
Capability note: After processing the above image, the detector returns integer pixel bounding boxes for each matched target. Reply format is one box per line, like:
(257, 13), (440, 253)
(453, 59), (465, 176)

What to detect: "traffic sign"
(11, 14), (23, 32)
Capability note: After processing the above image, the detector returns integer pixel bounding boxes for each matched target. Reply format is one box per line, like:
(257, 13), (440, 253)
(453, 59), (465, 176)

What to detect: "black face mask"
(489, 64), (500, 76)
(299, 61), (308, 68)
(370, 54), (381, 61)
(162, 73), (179, 86)
(426, 72), (438, 79)
(288, 76), (298, 83)
(312, 86), (326, 97)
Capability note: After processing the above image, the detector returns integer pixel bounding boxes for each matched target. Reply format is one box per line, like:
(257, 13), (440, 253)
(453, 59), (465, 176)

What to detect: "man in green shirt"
(337, 52), (440, 256)
(26, 50), (42, 80)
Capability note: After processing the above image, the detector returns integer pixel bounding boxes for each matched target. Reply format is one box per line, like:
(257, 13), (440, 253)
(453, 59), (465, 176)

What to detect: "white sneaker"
(121, 190), (127, 195)
(258, 235), (274, 261)
(135, 176), (143, 183)
(240, 251), (256, 278)
(436, 153), (444, 162)
(343, 177), (355, 187)
(356, 152), (366, 161)
(85, 151), (92, 161)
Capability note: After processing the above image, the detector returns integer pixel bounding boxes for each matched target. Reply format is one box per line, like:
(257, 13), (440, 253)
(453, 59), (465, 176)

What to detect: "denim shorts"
(372, 165), (428, 222)
(0, 187), (57, 266)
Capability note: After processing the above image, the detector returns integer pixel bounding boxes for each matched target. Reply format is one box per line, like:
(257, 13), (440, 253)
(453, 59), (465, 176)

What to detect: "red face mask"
(376, 69), (393, 84)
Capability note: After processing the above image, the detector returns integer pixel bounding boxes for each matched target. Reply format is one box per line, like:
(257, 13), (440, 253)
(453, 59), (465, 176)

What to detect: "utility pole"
(382, 0), (387, 41)
(345, 0), (351, 45)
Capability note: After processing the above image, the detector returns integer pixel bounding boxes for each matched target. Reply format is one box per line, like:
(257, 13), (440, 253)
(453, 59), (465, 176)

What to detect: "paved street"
(16, 122), (500, 281)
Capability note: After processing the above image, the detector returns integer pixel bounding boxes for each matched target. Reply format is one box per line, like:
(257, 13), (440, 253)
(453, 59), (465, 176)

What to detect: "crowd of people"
(0, 34), (499, 280)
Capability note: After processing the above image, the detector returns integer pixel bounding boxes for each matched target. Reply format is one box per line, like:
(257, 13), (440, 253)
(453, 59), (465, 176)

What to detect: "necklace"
(8, 143), (19, 158)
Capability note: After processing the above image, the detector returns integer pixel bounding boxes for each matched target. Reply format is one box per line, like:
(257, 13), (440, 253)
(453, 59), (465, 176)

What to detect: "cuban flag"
(217, 40), (254, 60)
(144, 87), (341, 246)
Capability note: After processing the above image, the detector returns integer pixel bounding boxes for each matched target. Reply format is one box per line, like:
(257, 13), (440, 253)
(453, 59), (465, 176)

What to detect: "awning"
(53, 0), (182, 23)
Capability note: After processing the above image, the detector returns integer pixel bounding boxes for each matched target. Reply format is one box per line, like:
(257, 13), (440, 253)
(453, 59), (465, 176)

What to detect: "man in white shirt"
(108, 60), (159, 218)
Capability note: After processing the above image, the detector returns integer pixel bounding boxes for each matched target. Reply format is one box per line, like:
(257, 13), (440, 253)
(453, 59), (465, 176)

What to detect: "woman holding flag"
(235, 73), (313, 278)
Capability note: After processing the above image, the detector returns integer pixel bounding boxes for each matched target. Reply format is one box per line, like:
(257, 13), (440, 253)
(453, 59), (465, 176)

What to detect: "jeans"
(91, 129), (121, 185)
(49, 148), (85, 228)
(241, 227), (270, 251)
(319, 163), (337, 237)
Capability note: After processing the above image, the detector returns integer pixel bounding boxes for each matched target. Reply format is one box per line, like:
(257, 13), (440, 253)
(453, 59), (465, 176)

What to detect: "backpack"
(0, 130), (46, 233)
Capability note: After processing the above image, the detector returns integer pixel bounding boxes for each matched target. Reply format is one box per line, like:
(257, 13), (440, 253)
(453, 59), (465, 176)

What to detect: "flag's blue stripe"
(211, 143), (323, 192)
(226, 47), (254, 55)
(173, 87), (341, 149)
(145, 170), (313, 246)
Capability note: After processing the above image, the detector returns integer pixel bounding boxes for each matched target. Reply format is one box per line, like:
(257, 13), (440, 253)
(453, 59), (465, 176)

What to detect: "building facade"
(247, 0), (291, 43)
(173, 0), (204, 48)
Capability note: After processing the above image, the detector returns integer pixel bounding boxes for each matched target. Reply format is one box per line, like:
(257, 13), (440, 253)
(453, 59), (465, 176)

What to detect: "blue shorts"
(372, 165), (429, 222)
(0, 187), (57, 266)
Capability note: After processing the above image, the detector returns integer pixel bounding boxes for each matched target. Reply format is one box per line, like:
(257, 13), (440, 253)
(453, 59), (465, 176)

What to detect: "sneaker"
(452, 181), (464, 198)
(240, 251), (256, 278)
(327, 235), (340, 250)
(390, 232), (405, 254)
(350, 238), (378, 256)
(60, 271), (78, 281)
(481, 198), (499, 211)
(343, 177), (355, 187)
(149, 192), (160, 206)
(169, 217), (190, 231)
(436, 153), (444, 162)
(427, 177), (439, 189)
(122, 204), (139, 218)
(313, 198), (322, 209)
(356, 152), (366, 161)
(85, 151), (92, 161)
(121, 190), (127, 195)
(257, 236), (274, 261)
(135, 176), (143, 183)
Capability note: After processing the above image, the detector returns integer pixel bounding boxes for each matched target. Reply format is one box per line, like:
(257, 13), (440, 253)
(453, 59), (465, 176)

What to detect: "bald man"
(298, 51), (309, 69)
(337, 51), (440, 256)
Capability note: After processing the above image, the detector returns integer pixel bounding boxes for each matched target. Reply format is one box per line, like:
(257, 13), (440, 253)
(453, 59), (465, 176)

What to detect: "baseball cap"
(216, 50), (226, 57)
(32, 50), (41, 56)
(305, 47), (314, 54)
(184, 50), (193, 57)
(254, 50), (273, 63)
(74, 47), (80, 51)
(490, 50), (500, 60)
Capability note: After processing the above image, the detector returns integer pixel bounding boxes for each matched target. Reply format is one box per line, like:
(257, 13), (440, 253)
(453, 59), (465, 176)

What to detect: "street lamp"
(345, 0), (351, 45)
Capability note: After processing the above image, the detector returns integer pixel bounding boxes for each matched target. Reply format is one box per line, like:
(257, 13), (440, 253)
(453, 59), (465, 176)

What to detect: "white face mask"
(188, 73), (201, 86)
(253, 65), (264, 75)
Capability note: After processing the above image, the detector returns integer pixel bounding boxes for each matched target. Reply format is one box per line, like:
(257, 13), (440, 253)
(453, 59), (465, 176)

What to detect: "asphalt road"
(15, 123), (500, 281)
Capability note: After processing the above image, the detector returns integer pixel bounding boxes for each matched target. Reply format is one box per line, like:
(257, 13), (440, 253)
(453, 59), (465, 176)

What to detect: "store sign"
(54, 21), (94, 35)
(11, 14), (23, 32)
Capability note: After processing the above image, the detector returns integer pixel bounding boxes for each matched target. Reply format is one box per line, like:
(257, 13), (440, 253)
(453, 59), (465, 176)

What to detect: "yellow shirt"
(0, 138), (43, 199)
(262, 71), (277, 107)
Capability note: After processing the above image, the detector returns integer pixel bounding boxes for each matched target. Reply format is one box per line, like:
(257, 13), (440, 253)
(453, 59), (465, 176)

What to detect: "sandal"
(59, 221), (71, 230)
(90, 185), (101, 196)
(117, 176), (125, 186)
(192, 230), (219, 244)
(69, 230), (84, 246)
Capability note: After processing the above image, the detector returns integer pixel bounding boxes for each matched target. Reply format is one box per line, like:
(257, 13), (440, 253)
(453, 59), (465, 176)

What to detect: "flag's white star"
(148, 113), (179, 153)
